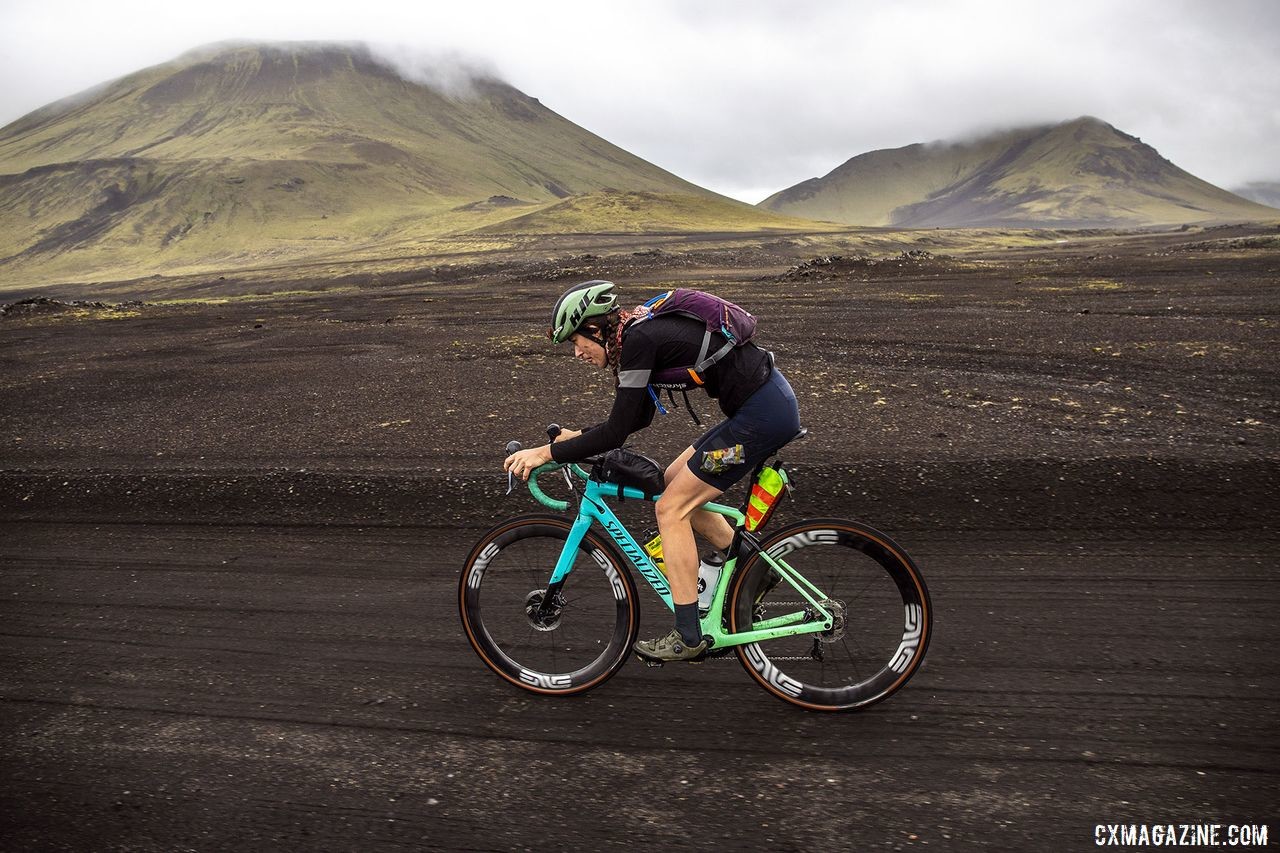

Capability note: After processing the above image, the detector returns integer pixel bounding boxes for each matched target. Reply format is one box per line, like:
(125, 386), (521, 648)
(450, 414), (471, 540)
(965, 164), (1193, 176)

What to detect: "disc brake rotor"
(524, 589), (564, 632)
(817, 599), (846, 643)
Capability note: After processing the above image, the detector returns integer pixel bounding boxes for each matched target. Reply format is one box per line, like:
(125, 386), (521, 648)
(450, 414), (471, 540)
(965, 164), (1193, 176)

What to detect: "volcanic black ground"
(1, 524), (1276, 850)
(1, 226), (1277, 849)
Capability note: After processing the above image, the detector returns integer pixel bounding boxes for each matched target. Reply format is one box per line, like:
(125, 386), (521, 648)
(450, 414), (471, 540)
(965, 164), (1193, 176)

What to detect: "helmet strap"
(580, 314), (614, 349)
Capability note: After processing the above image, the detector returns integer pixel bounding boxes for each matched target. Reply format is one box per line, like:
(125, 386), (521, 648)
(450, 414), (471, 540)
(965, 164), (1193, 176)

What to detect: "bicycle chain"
(702, 603), (829, 661)
(704, 654), (819, 662)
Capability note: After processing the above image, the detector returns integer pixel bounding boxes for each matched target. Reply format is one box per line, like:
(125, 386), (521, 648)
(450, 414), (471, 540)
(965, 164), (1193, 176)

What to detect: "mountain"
(759, 117), (1279, 228)
(472, 189), (812, 234)
(0, 42), (806, 286)
(1230, 181), (1280, 209)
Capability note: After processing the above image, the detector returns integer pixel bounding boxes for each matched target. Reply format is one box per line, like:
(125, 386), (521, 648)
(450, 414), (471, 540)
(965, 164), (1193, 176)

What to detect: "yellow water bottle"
(642, 529), (666, 575)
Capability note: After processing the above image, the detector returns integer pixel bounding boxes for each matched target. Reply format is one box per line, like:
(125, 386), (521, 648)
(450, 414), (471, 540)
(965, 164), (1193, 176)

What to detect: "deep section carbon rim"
(730, 519), (931, 711)
(459, 516), (638, 695)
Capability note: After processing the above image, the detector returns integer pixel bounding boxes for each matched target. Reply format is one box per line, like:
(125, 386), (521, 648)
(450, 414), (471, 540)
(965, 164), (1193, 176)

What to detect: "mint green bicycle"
(459, 428), (932, 711)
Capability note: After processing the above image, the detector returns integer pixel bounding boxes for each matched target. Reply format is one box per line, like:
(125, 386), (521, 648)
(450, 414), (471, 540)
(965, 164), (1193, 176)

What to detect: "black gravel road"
(2, 521), (1276, 851)
(3, 228), (1277, 849)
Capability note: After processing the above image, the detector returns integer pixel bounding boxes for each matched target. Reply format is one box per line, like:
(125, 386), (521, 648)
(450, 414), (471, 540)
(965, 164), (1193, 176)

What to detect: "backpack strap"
(694, 330), (736, 374)
(681, 389), (702, 426)
(657, 388), (702, 426)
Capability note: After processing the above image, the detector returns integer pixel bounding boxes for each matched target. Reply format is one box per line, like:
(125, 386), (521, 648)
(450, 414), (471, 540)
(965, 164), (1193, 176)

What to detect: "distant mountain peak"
(1063, 114), (1111, 128)
(174, 39), (479, 72)
(129, 40), (510, 110)
(0, 40), (787, 287)
(761, 117), (1277, 228)
(177, 39), (368, 61)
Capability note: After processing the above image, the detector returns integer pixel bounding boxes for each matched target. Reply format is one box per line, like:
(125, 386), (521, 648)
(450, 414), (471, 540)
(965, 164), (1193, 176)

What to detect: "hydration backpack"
(628, 289), (758, 424)
(631, 289), (757, 388)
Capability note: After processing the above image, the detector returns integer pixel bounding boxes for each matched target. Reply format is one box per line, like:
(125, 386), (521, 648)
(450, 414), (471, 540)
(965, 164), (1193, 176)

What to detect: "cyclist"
(504, 279), (800, 662)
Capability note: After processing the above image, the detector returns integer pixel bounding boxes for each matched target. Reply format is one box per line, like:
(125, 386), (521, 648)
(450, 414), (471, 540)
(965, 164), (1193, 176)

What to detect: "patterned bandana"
(606, 307), (640, 382)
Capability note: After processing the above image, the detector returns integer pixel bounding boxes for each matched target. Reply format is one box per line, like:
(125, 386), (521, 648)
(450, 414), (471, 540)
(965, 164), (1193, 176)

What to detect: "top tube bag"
(590, 447), (666, 498)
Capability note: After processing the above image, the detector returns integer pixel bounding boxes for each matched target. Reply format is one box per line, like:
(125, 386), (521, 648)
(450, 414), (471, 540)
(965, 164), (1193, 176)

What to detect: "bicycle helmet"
(549, 279), (618, 344)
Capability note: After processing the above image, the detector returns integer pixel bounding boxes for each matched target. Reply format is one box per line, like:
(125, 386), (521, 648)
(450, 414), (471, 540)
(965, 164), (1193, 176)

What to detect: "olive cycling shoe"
(633, 629), (708, 663)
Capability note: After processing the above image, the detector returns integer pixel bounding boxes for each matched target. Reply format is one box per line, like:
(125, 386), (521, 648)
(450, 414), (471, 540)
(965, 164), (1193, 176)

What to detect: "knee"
(655, 493), (691, 528)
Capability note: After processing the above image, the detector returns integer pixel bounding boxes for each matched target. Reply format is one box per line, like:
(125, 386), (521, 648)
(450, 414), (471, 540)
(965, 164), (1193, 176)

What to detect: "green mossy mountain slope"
(760, 117), (1278, 228)
(0, 42), (811, 286)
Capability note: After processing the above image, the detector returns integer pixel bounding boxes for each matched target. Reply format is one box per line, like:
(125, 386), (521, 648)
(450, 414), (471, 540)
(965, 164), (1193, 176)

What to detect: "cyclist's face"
(570, 333), (606, 368)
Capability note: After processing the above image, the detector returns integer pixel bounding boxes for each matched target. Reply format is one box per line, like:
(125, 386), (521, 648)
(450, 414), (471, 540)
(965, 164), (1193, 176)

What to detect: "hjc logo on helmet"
(567, 292), (593, 331)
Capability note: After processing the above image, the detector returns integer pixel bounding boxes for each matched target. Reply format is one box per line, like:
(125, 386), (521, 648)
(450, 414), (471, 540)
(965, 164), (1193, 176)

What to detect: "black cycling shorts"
(687, 368), (801, 492)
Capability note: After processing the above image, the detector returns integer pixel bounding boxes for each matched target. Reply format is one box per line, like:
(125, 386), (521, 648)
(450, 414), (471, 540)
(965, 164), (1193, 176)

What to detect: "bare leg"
(664, 446), (734, 552)
(655, 463), (726, 604)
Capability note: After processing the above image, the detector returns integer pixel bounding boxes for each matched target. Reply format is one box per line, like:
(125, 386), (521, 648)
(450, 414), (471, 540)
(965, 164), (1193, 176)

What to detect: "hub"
(817, 599), (846, 644)
(524, 589), (565, 632)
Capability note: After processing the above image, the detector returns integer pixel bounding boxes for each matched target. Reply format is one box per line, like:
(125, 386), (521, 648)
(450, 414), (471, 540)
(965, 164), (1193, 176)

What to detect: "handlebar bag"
(590, 447), (666, 498)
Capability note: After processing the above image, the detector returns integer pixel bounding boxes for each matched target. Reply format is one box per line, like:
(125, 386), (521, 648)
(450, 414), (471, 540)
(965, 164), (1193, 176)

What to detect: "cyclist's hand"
(504, 445), (552, 481)
(552, 428), (582, 442)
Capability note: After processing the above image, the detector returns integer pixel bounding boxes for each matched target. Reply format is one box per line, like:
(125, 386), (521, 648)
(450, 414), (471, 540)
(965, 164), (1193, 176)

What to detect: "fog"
(2, 0), (1277, 202)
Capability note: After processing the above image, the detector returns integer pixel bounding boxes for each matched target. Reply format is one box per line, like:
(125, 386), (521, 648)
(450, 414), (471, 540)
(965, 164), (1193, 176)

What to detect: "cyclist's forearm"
(550, 424), (618, 462)
(550, 387), (651, 462)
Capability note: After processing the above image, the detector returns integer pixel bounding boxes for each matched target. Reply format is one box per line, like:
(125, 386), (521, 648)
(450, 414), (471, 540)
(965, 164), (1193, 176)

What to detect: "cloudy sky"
(2, 0), (1277, 203)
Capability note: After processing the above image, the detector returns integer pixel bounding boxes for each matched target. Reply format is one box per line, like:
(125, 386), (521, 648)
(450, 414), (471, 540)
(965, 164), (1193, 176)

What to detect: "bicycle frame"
(529, 467), (834, 650)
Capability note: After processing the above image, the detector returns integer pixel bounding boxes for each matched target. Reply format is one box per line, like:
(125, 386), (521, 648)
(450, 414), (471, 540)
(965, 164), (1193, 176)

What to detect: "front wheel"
(729, 518), (932, 711)
(459, 514), (640, 695)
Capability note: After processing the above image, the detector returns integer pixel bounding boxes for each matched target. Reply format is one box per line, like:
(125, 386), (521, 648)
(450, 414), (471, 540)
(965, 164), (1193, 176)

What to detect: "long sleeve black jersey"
(549, 314), (772, 463)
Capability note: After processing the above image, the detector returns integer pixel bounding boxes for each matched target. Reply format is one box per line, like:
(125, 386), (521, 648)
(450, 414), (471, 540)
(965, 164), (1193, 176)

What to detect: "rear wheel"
(459, 514), (639, 695)
(729, 518), (931, 711)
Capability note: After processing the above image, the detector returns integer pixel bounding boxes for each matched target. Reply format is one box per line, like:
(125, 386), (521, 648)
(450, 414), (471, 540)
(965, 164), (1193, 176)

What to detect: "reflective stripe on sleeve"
(617, 369), (652, 388)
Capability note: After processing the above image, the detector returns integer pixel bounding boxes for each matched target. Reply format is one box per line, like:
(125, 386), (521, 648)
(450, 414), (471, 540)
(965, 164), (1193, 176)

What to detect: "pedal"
(637, 654), (664, 668)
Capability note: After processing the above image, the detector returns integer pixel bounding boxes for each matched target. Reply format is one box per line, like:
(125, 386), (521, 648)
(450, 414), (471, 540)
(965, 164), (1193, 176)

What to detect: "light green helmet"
(549, 279), (618, 344)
